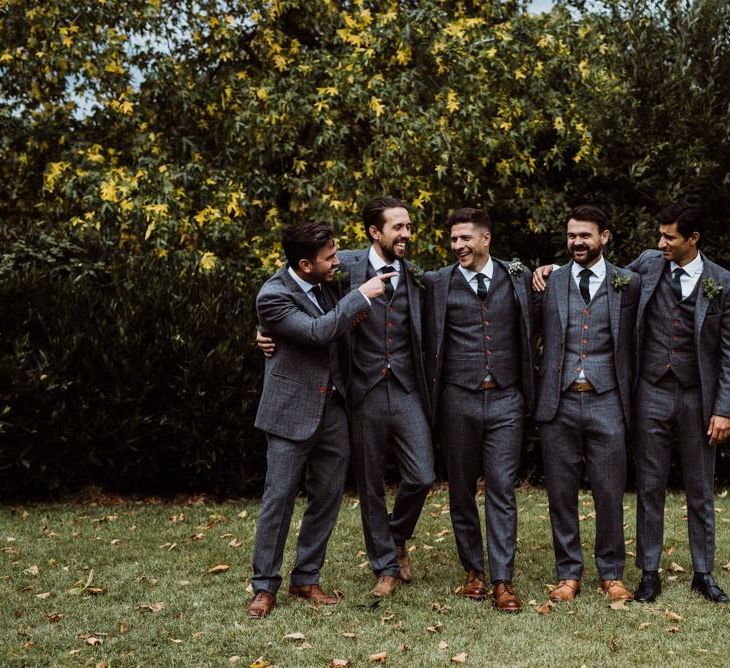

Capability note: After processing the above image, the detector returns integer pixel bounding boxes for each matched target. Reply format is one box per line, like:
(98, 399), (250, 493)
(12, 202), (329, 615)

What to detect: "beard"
(568, 243), (602, 266)
(379, 238), (407, 262)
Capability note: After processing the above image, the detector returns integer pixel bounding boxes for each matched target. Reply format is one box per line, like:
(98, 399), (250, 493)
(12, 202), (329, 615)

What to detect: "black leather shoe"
(634, 571), (661, 603)
(691, 573), (730, 603)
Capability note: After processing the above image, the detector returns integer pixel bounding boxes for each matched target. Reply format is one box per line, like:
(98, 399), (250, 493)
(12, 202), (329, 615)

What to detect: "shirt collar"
(368, 245), (401, 273)
(671, 252), (703, 277)
(571, 255), (606, 280)
(458, 256), (493, 283)
(287, 265), (319, 294)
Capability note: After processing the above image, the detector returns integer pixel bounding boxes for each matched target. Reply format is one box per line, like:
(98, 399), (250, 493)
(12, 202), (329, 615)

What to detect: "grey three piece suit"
(338, 249), (434, 579)
(534, 260), (639, 581)
(628, 250), (730, 573)
(424, 260), (535, 582)
(251, 267), (370, 594)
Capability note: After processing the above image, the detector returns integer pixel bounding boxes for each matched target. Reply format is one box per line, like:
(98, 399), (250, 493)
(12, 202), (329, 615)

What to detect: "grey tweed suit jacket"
(533, 260), (640, 425)
(628, 249), (730, 426)
(424, 259), (536, 423)
(254, 267), (370, 441)
(337, 249), (430, 413)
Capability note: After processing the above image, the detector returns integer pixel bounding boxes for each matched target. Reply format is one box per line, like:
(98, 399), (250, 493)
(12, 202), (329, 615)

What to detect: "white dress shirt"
(288, 266), (325, 312)
(459, 257), (494, 294)
(571, 256), (607, 301)
(670, 253), (703, 299)
(369, 245), (401, 290)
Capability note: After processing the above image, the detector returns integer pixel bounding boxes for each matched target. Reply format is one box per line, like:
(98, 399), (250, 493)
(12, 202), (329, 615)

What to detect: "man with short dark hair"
(424, 207), (534, 612)
(534, 205), (639, 604)
(247, 222), (394, 618)
(338, 196), (435, 597)
(629, 202), (730, 604)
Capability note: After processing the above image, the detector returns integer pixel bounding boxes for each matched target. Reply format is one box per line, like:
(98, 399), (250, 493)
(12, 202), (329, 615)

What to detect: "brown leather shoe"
(492, 580), (522, 613)
(288, 583), (340, 605)
(601, 579), (633, 602)
(396, 545), (412, 583)
(549, 579), (581, 602)
(370, 575), (399, 597)
(247, 591), (275, 618)
(463, 570), (488, 600)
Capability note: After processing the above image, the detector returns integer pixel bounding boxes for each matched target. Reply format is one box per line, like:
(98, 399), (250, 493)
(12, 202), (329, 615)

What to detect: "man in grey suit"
(628, 202), (730, 604)
(337, 196), (435, 597)
(424, 207), (534, 612)
(247, 222), (394, 618)
(534, 205), (639, 603)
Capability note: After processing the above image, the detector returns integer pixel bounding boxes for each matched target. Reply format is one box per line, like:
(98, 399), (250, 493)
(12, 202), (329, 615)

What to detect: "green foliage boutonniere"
(508, 258), (526, 276)
(702, 278), (723, 301)
(408, 264), (425, 289)
(611, 274), (632, 291)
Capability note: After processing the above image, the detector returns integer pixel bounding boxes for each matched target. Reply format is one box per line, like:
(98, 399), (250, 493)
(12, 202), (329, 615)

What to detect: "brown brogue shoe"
(396, 545), (412, 583)
(247, 591), (275, 618)
(463, 570), (488, 600)
(370, 575), (399, 597)
(492, 580), (522, 613)
(288, 584), (340, 605)
(601, 579), (633, 602)
(548, 579), (580, 602)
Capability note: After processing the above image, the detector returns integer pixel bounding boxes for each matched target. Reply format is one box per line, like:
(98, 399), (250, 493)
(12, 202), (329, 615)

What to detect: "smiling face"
(658, 222), (699, 266)
(299, 239), (340, 283)
(370, 206), (411, 262)
(566, 218), (609, 268)
(450, 222), (491, 271)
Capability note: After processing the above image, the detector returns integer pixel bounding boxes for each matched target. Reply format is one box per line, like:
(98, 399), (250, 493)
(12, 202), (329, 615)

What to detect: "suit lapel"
(348, 249), (369, 290)
(496, 258), (530, 332)
(638, 253), (665, 325)
(403, 260), (423, 346)
(433, 266), (454, 359)
(555, 262), (572, 335)
(281, 267), (323, 318)
(605, 262), (621, 347)
(694, 252), (711, 348)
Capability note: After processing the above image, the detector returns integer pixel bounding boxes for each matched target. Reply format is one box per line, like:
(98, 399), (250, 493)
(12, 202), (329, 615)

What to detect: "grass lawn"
(3, 485), (730, 667)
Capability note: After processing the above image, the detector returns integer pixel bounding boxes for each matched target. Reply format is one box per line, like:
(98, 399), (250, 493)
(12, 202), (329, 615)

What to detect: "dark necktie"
(475, 273), (488, 300)
(671, 267), (686, 302)
(311, 285), (328, 312)
(578, 268), (592, 304)
(381, 265), (395, 302)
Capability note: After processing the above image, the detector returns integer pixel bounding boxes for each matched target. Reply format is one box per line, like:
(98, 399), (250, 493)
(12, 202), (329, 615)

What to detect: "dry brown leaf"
(451, 653), (468, 664)
(23, 564), (40, 576)
(368, 651), (387, 663)
(207, 564), (230, 575)
(381, 609), (394, 622)
(357, 561), (369, 569)
(668, 562), (685, 573)
(666, 575), (678, 582)
(47, 612), (64, 623)
(119, 623), (129, 633)
(229, 657), (241, 664)
(283, 632), (306, 641)
(666, 546), (675, 556)
(609, 600), (629, 611)
(438, 640), (449, 650)
(431, 601), (451, 613)
(667, 625), (681, 633)
(96, 662), (108, 668)
(35, 592), (52, 599)
(664, 611), (682, 622)
(330, 660), (350, 668)
(85, 637), (103, 646)
(722, 562), (730, 572)
(535, 600), (554, 615)
(228, 538), (243, 548)
(426, 622), (444, 633)
(297, 642), (314, 650)
(341, 632), (357, 639)
(138, 602), (165, 614)
(249, 657), (270, 668)
(170, 638), (183, 644)
(638, 622), (652, 630)
(87, 587), (106, 595)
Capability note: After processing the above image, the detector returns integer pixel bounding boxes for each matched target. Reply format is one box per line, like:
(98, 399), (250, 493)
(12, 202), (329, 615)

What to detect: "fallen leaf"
(341, 632), (357, 638)
(47, 612), (64, 622)
(68, 649), (82, 655)
(535, 600), (554, 615)
(207, 564), (230, 575)
(119, 623), (129, 633)
(179, 580), (191, 586)
(23, 565), (40, 577)
(667, 575), (678, 582)
(138, 602), (165, 614)
(438, 640), (449, 650)
(284, 632), (306, 641)
(722, 562), (730, 572)
(666, 546), (675, 556)
(357, 561), (369, 569)
(85, 637), (103, 646)
(431, 602), (451, 613)
(35, 592), (52, 599)
(96, 662), (108, 668)
(170, 638), (183, 644)
(426, 622), (444, 633)
(228, 538), (243, 548)
(229, 657), (241, 664)
(638, 622), (652, 630)
(451, 653), (468, 664)
(668, 562), (685, 573)
(249, 657), (270, 668)
(330, 660), (350, 668)
(87, 587), (106, 595)
(609, 600), (629, 610)
(664, 611), (682, 622)
(399, 644), (411, 652)
(237, 510), (248, 519)
(369, 652), (387, 663)
(297, 642), (313, 650)
(667, 625), (681, 633)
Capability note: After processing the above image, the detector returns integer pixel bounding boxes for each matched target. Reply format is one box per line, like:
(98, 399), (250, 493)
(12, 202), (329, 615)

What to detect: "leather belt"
(477, 380), (498, 390)
(568, 381), (594, 392)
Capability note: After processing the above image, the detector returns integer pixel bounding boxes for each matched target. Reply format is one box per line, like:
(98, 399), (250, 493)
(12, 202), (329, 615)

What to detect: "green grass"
(3, 486), (730, 667)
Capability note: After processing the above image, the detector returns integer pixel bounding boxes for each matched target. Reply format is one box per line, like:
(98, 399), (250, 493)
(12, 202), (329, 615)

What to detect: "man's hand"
(256, 330), (276, 358)
(707, 415), (730, 446)
(359, 272), (398, 300)
(532, 264), (554, 292)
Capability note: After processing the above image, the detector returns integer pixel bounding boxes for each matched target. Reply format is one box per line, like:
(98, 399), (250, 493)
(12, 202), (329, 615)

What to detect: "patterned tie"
(311, 284), (328, 312)
(578, 268), (592, 304)
(671, 267), (686, 302)
(381, 265), (395, 302)
(475, 272), (488, 300)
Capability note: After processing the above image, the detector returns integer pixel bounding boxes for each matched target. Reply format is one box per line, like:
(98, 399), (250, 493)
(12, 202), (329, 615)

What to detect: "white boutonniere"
(702, 278), (722, 301)
(508, 258), (526, 276)
(611, 274), (632, 291)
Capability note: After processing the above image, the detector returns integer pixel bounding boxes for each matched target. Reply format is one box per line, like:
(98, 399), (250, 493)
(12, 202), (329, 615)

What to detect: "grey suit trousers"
(439, 384), (524, 582)
(635, 376), (716, 573)
(350, 379), (434, 578)
(251, 393), (349, 594)
(540, 388), (626, 580)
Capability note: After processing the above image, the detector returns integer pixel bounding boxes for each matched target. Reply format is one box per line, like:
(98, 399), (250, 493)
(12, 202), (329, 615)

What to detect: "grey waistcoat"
(561, 277), (617, 392)
(640, 270), (700, 388)
(442, 263), (520, 390)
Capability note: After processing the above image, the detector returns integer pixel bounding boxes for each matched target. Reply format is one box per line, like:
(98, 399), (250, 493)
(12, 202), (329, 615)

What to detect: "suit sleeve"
(712, 289), (730, 418)
(257, 285), (369, 346)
